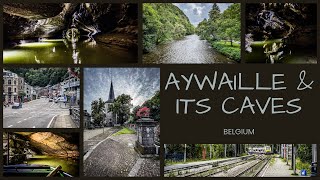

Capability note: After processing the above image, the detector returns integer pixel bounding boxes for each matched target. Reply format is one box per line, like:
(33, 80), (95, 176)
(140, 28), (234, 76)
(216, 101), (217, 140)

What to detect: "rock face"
(3, 3), (64, 19)
(4, 132), (79, 164)
(246, 3), (317, 47)
(4, 3), (138, 49)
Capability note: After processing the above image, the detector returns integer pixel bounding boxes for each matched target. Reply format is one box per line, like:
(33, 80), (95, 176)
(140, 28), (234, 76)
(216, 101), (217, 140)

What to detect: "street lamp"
(184, 144), (187, 163)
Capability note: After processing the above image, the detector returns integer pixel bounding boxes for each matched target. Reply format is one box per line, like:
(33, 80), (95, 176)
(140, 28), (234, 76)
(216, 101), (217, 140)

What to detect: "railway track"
(236, 155), (272, 177)
(164, 155), (254, 177)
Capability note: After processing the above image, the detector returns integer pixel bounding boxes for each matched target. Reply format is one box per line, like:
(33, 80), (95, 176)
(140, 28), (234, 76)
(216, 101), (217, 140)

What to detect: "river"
(143, 34), (235, 64)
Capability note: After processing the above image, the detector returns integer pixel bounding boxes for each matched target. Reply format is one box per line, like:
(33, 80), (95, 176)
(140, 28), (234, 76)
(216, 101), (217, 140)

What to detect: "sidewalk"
(84, 132), (160, 177)
(263, 157), (296, 177)
(51, 114), (77, 128)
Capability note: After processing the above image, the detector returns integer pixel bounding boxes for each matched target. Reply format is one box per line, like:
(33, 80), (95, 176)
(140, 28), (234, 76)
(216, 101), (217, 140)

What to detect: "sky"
(84, 68), (160, 113)
(173, 3), (233, 26)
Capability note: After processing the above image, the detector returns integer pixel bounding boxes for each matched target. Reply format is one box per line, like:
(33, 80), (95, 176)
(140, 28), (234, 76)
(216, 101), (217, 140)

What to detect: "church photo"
(83, 68), (160, 177)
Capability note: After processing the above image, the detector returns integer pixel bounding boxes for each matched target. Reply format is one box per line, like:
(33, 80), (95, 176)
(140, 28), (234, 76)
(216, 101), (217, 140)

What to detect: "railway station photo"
(164, 144), (317, 177)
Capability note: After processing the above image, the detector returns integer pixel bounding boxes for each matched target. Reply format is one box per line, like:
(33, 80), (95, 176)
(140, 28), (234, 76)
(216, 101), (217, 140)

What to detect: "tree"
(143, 3), (195, 52)
(7, 68), (69, 87)
(136, 106), (150, 118)
(141, 91), (160, 121)
(108, 94), (132, 125)
(208, 3), (221, 20)
(91, 98), (106, 126)
(216, 3), (240, 46)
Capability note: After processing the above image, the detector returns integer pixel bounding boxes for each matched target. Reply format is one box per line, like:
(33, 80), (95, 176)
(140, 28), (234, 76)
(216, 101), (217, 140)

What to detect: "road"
(3, 98), (69, 128)
(143, 34), (235, 64)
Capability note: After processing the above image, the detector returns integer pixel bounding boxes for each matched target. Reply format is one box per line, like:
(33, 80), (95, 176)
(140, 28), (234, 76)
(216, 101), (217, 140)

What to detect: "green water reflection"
(245, 40), (317, 64)
(4, 39), (137, 64)
(25, 155), (79, 177)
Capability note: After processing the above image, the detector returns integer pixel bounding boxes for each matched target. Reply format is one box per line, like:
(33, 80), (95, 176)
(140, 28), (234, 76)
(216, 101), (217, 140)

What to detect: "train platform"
(262, 157), (298, 177)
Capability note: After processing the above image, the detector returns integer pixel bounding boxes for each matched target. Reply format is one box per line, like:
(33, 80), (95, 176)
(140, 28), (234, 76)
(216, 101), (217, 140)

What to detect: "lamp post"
(184, 144), (187, 163)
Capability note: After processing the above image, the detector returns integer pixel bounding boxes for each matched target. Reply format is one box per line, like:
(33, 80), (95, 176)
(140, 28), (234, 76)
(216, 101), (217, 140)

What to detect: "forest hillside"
(143, 3), (195, 52)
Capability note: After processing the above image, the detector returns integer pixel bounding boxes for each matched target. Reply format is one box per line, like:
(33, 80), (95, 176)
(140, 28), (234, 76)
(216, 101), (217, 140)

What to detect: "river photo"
(143, 35), (234, 64)
(245, 3), (317, 64)
(143, 3), (240, 64)
(3, 3), (138, 64)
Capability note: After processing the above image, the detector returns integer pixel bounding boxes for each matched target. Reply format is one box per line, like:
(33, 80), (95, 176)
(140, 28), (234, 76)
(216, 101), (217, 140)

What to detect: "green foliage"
(166, 144), (237, 161)
(143, 3), (194, 52)
(142, 91), (160, 121)
(108, 94), (133, 125)
(297, 144), (312, 163)
(91, 98), (106, 126)
(296, 158), (311, 174)
(6, 68), (69, 87)
(212, 41), (240, 62)
(197, 4), (240, 61)
(113, 127), (135, 136)
(132, 91), (160, 121)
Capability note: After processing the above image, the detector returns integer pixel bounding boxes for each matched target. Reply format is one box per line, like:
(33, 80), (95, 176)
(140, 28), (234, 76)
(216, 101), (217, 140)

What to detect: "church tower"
(107, 81), (115, 102)
(105, 79), (116, 126)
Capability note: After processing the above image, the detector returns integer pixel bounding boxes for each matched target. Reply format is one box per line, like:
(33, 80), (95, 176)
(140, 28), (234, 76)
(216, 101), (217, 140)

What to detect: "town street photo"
(3, 68), (80, 128)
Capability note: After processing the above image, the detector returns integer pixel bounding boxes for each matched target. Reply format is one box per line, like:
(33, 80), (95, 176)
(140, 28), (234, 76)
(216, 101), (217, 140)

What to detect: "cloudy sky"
(84, 68), (160, 113)
(173, 3), (233, 26)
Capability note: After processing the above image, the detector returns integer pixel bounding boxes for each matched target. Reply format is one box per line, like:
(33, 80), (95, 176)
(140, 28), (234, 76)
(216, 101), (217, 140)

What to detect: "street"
(3, 98), (70, 128)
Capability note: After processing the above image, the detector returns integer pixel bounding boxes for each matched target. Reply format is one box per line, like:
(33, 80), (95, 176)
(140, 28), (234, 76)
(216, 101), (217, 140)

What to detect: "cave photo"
(245, 3), (317, 64)
(3, 132), (80, 177)
(3, 3), (138, 64)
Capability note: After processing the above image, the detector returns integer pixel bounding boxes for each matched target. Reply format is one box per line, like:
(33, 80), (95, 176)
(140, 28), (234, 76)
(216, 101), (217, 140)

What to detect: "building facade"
(62, 76), (80, 106)
(3, 70), (23, 103)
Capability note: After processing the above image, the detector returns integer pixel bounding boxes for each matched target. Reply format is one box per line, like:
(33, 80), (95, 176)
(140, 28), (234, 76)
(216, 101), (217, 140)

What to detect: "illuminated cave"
(3, 3), (138, 64)
(3, 132), (79, 177)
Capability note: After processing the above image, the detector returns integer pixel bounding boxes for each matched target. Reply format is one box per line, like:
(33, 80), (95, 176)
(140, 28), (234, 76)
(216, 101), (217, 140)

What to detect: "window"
(14, 88), (16, 92)
(14, 80), (16, 85)
(8, 80), (11, 85)
(8, 87), (11, 92)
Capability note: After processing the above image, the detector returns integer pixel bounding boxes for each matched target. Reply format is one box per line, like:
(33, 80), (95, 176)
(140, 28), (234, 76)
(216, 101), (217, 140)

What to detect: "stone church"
(104, 81), (117, 126)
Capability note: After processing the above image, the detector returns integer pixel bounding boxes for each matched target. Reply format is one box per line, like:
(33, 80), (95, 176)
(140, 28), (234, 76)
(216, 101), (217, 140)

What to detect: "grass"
(211, 40), (240, 62)
(112, 127), (135, 136)
(269, 156), (276, 165)
(296, 158), (311, 175)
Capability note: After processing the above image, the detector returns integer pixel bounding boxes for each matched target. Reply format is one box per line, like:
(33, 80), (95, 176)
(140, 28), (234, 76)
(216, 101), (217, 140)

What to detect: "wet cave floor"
(3, 36), (137, 65)
(245, 40), (317, 64)
(25, 155), (79, 177)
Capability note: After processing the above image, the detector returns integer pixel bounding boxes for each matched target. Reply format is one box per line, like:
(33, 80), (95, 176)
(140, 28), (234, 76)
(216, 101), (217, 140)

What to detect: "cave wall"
(4, 3), (138, 42)
(246, 3), (317, 47)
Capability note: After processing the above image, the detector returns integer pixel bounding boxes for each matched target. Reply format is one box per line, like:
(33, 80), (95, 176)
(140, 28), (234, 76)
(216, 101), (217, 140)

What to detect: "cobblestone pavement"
(84, 138), (138, 177)
(84, 127), (121, 154)
(136, 157), (160, 177)
(84, 132), (160, 177)
(263, 157), (296, 177)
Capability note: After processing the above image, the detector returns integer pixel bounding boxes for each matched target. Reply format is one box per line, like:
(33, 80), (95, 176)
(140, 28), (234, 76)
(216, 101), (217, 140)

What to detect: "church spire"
(108, 80), (115, 101)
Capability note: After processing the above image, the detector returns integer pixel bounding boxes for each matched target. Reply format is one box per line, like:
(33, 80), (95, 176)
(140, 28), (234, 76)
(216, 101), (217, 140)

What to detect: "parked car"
(12, 102), (21, 109)
(58, 96), (67, 102)
(48, 98), (53, 102)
